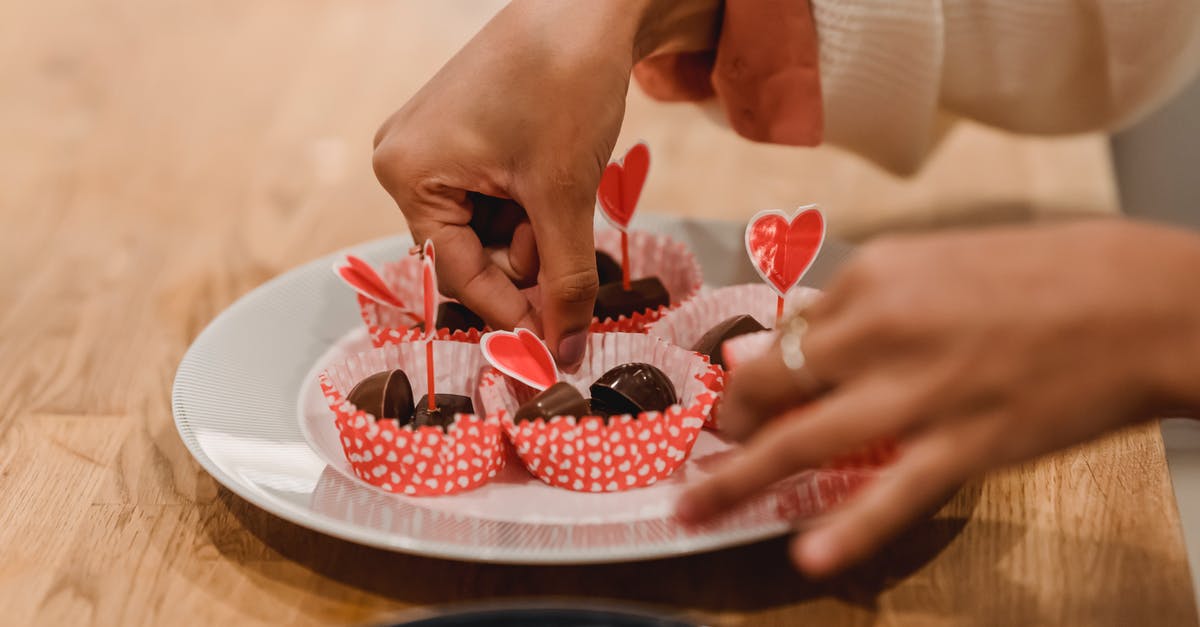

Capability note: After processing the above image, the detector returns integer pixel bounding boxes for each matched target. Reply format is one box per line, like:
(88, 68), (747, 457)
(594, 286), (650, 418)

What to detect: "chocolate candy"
(435, 301), (485, 333)
(589, 362), (677, 417)
(346, 369), (415, 423)
(515, 381), (590, 423)
(592, 277), (670, 322)
(412, 393), (475, 429)
(595, 250), (623, 285)
(416, 302), (486, 334)
(691, 314), (767, 368)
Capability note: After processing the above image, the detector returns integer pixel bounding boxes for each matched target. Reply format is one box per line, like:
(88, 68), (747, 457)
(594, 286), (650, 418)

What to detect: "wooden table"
(2, 1), (1194, 625)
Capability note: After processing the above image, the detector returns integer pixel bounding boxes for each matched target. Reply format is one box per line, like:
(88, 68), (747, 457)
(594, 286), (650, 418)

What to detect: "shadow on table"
(203, 480), (987, 617)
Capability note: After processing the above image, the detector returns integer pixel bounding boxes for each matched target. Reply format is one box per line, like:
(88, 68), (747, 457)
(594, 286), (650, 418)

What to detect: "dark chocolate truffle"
(515, 381), (590, 423)
(589, 362), (677, 417)
(346, 369), (415, 423)
(595, 250), (624, 285)
(435, 301), (485, 333)
(592, 277), (671, 322)
(691, 314), (767, 368)
(412, 393), (474, 429)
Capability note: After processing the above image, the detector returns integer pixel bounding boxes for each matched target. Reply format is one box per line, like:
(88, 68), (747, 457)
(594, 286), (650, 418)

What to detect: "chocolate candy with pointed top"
(412, 393), (475, 429)
(589, 362), (677, 418)
(436, 301), (485, 333)
(592, 277), (670, 322)
(346, 369), (415, 424)
(514, 381), (591, 423)
(595, 250), (624, 285)
(691, 314), (768, 368)
(413, 302), (486, 334)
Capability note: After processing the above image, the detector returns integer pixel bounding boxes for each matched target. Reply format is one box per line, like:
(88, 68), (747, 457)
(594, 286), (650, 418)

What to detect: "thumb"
(526, 194), (598, 373)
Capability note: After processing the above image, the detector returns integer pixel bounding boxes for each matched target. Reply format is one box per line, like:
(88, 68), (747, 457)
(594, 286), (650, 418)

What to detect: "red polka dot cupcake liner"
(319, 340), (506, 496)
(478, 332), (723, 493)
(647, 283), (820, 429)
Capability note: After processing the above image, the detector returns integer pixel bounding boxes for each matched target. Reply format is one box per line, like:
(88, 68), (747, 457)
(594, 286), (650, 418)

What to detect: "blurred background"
(5, 0), (1200, 620)
(14, 0), (1186, 282)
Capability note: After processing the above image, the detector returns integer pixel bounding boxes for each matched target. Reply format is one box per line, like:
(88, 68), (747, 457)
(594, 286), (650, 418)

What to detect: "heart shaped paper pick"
(597, 142), (650, 231)
(334, 255), (406, 309)
(745, 206), (826, 297)
(420, 240), (437, 339)
(480, 328), (558, 391)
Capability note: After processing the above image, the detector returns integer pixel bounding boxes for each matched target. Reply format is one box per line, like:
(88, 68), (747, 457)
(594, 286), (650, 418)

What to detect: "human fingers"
(789, 425), (976, 578)
(422, 220), (540, 333)
(676, 380), (915, 524)
(523, 188), (599, 372)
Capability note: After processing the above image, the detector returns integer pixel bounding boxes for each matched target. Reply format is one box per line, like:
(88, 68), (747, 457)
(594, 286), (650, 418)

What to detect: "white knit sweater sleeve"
(812, 0), (1200, 173)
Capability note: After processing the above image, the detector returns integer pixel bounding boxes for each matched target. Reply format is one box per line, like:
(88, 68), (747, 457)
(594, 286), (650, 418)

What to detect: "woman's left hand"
(677, 218), (1200, 577)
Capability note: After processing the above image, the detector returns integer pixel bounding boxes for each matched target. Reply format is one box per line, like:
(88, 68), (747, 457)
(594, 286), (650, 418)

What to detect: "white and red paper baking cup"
(319, 340), (505, 496)
(478, 332), (723, 493)
(647, 283), (822, 356)
(355, 255), (487, 347)
(358, 229), (703, 344)
(589, 229), (703, 333)
(644, 283), (817, 429)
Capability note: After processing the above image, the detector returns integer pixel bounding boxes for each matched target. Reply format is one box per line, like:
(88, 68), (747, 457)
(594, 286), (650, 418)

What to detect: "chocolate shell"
(514, 381), (590, 423)
(691, 314), (767, 368)
(346, 369), (415, 423)
(435, 301), (485, 333)
(589, 362), (677, 417)
(412, 393), (475, 429)
(592, 277), (670, 321)
(595, 250), (624, 285)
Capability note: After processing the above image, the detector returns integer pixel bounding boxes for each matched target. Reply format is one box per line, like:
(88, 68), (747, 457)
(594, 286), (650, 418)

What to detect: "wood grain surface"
(1, 1), (1193, 625)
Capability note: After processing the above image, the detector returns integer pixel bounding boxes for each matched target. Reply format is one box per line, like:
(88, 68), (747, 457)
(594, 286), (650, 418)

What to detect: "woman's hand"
(677, 219), (1200, 576)
(372, 0), (718, 370)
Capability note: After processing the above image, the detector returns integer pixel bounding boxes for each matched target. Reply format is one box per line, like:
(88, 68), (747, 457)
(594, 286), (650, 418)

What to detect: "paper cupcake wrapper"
(771, 468), (878, 522)
(319, 340), (506, 496)
(643, 284), (815, 429)
(359, 230), (702, 343)
(359, 294), (486, 346)
(647, 283), (822, 355)
(719, 329), (778, 371)
(590, 229), (703, 332)
(479, 332), (723, 493)
(356, 255), (493, 347)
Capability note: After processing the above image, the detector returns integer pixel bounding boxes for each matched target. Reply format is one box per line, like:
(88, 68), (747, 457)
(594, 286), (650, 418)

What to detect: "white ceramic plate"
(172, 215), (860, 564)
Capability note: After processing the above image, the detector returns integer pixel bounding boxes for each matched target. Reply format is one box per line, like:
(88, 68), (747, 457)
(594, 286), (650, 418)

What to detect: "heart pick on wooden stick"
(420, 239), (438, 409)
(334, 255), (406, 309)
(746, 206), (826, 325)
(745, 206), (826, 298)
(596, 142), (650, 289)
(596, 142), (650, 231)
(420, 240), (437, 340)
(480, 328), (559, 391)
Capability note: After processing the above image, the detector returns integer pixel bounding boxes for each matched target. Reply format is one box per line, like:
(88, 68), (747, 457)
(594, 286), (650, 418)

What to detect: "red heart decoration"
(597, 142), (650, 231)
(745, 207), (826, 297)
(335, 256), (406, 309)
(420, 240), (437, 338)
(480, 328), (558, 391)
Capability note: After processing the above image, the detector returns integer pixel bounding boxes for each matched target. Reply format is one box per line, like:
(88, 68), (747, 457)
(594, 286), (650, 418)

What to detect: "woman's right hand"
(372, 0), (718, 370)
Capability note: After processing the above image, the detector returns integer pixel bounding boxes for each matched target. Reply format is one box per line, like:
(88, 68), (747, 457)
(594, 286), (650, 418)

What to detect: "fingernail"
(557, 330), (588, 372)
